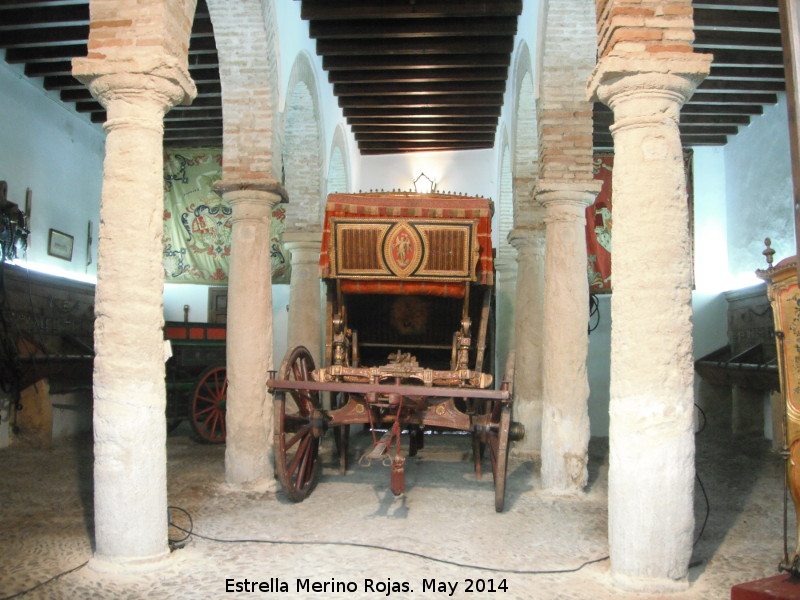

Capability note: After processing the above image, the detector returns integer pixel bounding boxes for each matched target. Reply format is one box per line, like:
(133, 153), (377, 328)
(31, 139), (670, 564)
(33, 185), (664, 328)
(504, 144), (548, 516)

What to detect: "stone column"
(214, 180), (287, 490)
(537, 180), (601, 493)
(589, 55), (711, 591)
(493, 253), (518, 383)
(283, 231), (323, 364)
(508, 226), (546, 459)
(70, 67), (195, 571)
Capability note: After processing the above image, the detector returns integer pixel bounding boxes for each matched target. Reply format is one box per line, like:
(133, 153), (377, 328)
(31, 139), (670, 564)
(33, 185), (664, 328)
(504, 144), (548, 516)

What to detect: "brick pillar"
(283, 231), (323, 364)
(214, 180), (287, 489)
(589, 54), (711, 591)
(537, 180), (601, 492)
(71, 66), (195, 572)
(508, 226), (546, 459)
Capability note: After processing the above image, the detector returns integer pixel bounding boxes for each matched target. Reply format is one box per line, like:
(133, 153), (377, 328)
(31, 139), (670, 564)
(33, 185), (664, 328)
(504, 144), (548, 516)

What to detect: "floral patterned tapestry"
(162, 148), (289, 284)
(586, 150), (693, 294)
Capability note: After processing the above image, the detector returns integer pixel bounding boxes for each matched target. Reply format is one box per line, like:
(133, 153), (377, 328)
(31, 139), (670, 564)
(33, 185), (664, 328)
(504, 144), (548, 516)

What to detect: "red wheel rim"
(191, 366), (227, 443)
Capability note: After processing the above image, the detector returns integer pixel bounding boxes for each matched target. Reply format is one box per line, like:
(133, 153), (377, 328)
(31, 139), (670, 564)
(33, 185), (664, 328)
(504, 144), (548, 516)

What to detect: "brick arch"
(282, 51), (325, 231)
(206, 0), (280, 180)
(536, 0), (597, 184)
(497, 130), (514, 260)
(327, 124), (350, 195)
(511, 41), (541, 229)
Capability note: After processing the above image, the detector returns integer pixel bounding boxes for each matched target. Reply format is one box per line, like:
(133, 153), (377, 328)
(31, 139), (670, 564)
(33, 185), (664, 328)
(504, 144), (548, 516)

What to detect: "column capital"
(72, 55), (196, 110)
(283, 231), (323, 265)
(535, 179), (602, 218)
(508, 226), (545, 252)
(587, 54), (713, 119)
(214, 179), (288, 224)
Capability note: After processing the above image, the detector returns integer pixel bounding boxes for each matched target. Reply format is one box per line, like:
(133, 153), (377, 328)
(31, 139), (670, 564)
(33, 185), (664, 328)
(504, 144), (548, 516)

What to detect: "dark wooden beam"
(5, 43), (86, 62)
(347, 116), (498, 126)
(351, 124), (497, 133)
(692, 0), (779, 9)
(333, 80), (506, 96)
(61, 82), (221, 102)
(315, 37), (514, 56)
(705, 48), (784, 65)
(328, 67), (508, 83)
(309, 16), (517, 39)
(0, 4), (89, 29)
(0, 25), (89, 48)
(680, 103), (765, 114)
(164, 119), (223, 130)
(694, 29), (782, 48)
(697, 78), (785, 91)
(593, 111), (751, 125)
(355, 132), (495, 142)
(339, 93), (504, 108)
(709, 66), (786, 80)
(693, 7), (780, 30)
(690, 91), (779, 103)
(344, 106), (501, 118)
(25, 60), (73, 77)
(301, 0), (522, 20)
(164, 108), (223, 121)
(323, 54), (510, 70)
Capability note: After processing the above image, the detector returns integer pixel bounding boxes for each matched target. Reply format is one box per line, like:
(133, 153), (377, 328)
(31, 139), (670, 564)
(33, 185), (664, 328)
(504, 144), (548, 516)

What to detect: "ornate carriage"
(268, 192), (523, 511)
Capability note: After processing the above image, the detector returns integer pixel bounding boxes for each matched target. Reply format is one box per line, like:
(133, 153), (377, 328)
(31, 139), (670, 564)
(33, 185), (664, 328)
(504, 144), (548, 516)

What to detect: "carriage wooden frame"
(268, 192), (523, 511)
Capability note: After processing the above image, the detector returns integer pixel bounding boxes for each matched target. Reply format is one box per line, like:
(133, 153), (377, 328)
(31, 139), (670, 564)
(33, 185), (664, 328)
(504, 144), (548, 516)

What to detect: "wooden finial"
(763, 237), (776, 268)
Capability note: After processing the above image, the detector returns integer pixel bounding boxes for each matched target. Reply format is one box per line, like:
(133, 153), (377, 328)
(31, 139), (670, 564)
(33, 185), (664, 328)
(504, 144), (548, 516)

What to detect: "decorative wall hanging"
(162, 148), (289, 284)
(586, 150), (694, 294)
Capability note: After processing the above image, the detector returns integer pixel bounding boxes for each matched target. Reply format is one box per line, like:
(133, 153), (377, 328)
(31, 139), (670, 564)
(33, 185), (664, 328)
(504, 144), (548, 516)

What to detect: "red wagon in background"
(269, 191), (523, 511)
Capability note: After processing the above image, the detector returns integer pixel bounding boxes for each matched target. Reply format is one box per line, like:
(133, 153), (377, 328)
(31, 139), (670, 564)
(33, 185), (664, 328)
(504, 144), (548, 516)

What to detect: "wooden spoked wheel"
(274, 346), (323, 502)
(190, 366), (227, 444)
(488, 400), (512, 512)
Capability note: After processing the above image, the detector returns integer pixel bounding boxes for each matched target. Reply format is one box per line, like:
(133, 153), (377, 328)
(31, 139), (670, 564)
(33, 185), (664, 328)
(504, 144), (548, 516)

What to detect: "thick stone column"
(508, 226), (546, 459)
(214, 180), (287, 490)
(537, 180), (600, 493)
(70, 66), (195, 571)
(283, 231), (323, 364)
(589, 55), (711, 591)
(493, 254), (518, 383)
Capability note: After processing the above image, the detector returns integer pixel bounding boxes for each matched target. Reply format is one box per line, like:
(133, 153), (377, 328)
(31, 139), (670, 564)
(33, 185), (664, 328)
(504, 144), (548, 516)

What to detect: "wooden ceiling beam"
(697, 78), (785, 91)
(309, 17), (517, 39)
(333, 80), (506, 96)
(593, 112), (751, 125)
(347, 116), (499, 126)
(693, 0), (779, 9)
(315, 37), (514, 56)
(693, 7), (780, 29)
(323, 54), (510, 70)
(339, 93), (504, 108)
(690, 91), (779, 103)
(344, 106), (501, 118)
(328, 67), (508, 83)
(709, 66), (786, 79)
(0, 4), (89, 29)
(351, 124), (497, 133)
(694, 29), (782, 48)
(164, 108), (223, 122)
(704, 48), (784, 65)
(301, 0), (522, 20)
(355, 132), (496, 142)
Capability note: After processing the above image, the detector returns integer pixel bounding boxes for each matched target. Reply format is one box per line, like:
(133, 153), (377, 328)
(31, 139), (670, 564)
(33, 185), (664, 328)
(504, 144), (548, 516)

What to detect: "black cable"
(0, 560), (88, 600)
(168, 508), (609, 575)
(588, 292), (601, 334)
(692, 403), (710, 550)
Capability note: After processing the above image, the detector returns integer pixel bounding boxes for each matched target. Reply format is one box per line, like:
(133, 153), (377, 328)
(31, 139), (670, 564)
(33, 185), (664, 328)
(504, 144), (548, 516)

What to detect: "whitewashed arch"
(327, 123), (350, 195)
(282, 51), (326, 231)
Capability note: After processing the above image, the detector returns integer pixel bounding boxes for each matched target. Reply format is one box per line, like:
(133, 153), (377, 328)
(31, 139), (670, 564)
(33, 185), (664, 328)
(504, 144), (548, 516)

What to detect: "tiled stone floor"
(0, 413), (792, 600)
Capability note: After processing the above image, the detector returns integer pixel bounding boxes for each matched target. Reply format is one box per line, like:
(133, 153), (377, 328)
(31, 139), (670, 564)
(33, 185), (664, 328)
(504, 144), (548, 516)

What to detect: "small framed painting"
(48, 229), (74, 261)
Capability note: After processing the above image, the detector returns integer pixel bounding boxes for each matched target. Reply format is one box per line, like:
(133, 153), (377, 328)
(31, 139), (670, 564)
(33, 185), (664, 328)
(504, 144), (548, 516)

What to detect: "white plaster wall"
(725, 93), (795, 284)
(0, 54), (104, 278)
(358, 149), (497, 199)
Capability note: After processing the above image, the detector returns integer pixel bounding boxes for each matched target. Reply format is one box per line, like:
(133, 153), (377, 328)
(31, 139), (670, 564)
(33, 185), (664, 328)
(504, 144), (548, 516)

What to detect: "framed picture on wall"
(47, 228), (74, 261)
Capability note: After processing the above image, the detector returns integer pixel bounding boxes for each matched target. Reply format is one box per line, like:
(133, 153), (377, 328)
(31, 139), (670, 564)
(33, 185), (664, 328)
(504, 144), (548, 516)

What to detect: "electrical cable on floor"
(0, 560), (89, 600)
(691, 402), (711, 563)
(167, 506), (609, 576)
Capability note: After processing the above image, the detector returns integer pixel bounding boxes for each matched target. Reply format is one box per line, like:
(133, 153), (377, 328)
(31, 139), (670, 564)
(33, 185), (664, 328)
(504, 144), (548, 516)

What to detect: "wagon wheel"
(487, 401), (512, 512)
(189, 366), (227, 444)
(332, 392), (350, 474)
(274, 346), (323, 502)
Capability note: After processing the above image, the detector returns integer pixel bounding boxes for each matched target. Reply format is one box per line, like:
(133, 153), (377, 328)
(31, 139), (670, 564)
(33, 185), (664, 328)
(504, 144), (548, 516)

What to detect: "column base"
(222, 476), (278, 494)
(89, 548), (172, 574)
(611, 571), (689, 594)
